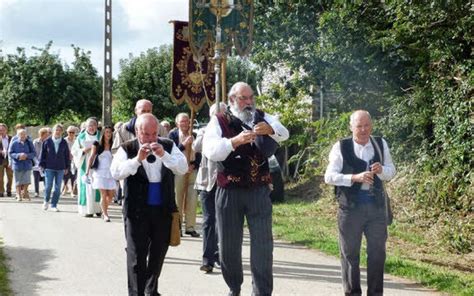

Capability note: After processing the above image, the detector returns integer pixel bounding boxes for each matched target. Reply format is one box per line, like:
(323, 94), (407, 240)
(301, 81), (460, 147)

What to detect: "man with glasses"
(203, 82), (289, 296)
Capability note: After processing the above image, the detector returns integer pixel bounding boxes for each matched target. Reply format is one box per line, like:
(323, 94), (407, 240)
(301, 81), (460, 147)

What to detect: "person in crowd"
(203, 82), (289, 296)
(63, 125), (79, 197)
(40, 124), (71, 212)
(160, 120), (171, 137)
(85, 125), (115, 222)
(112, 99), (166, 153)
(169, 112), (201, 238)
(33, 127), (49, 198)
(0, 123), (13, 197)
(110, 113), (188, 296)
(193, 102), (227, 273)
(324, 110), (396, 296)
(112, 121), (124, 205)
(8, 129), (36, 201)
(72, 117), (101, 217)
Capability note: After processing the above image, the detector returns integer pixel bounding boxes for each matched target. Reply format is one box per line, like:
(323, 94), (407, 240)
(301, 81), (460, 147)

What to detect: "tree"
(113, 45), (186, 123)
(0, 42), (102, 126)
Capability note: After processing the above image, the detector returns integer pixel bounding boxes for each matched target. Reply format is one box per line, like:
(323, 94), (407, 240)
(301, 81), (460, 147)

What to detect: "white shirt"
(324, 138), (396, 190)
(1, 136), (9, 157)
(203, 112), (289, 162)
(110, 141), (188, 182)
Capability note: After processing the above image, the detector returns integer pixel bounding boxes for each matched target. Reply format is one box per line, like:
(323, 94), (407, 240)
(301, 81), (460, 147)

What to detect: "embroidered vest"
(215, 110), (272, 188)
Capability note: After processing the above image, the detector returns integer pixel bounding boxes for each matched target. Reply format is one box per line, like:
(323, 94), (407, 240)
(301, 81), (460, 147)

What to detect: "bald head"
(135, 99), (153, 116)
(135, 113), (159, 144)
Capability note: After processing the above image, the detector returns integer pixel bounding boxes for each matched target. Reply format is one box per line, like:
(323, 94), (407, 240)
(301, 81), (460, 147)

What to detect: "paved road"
(0, 195), (441, 296)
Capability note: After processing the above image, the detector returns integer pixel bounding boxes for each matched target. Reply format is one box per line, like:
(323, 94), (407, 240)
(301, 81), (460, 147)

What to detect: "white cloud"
(0, 0), (19, 11)
(118, 0), (188, 33)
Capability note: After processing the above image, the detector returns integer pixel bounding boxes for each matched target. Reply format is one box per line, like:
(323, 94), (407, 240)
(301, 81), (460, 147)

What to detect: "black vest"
(335, 136), (385, 208)
(215, 110), (271, 188)
(121, 138), (177, 218)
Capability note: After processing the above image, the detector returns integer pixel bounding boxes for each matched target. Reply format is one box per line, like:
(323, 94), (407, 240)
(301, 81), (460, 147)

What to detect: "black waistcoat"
(215, 110), (271, 188)
(121, 138), (177, 218)
(335, 136), (385, 208)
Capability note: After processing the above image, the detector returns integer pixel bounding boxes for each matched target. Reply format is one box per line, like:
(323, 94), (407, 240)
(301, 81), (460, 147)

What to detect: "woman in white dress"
(72, 118), (101, 217)
(85, 125), (115, 222)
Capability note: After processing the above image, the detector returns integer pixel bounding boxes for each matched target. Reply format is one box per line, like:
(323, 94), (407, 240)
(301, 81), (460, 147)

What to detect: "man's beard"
(230, 102), (255, 125)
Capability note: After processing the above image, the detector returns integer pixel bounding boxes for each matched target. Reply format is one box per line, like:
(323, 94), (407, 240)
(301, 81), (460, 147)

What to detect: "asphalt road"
(0, 195), (442, 296)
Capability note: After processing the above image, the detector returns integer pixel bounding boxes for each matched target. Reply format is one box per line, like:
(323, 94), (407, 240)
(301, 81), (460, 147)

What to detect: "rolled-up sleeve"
(160, 143), (188, 176)
(378, 139), (396, 181)
(202, 116), (234, 162)
(110, 147), (141, 180)
(264, 113), (289, 143)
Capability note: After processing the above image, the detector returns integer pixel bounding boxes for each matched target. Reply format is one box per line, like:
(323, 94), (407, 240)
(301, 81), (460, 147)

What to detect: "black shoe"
(185, 230), (200, 237)
(0, 193), (3, 197)
(200, 264), (213, 273)
(7, 192), (11, 197)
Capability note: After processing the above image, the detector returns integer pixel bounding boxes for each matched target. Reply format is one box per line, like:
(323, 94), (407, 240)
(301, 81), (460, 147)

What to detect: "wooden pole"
(221, 57), (227, 103)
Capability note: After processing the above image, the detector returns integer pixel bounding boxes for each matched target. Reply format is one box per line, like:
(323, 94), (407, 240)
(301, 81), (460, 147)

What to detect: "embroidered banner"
(189, 0), (254, 60)
(171, 20), (215, 111)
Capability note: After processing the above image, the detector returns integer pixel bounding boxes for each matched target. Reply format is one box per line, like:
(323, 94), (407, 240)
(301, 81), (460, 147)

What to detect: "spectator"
(8, 129), (36, 201)
(32, 127), (49, 198)
(0, 123), (13, 197)
(40, 124), (71, 212)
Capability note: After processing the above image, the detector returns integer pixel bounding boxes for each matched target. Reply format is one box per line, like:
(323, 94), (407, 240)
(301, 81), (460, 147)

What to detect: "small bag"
(169, 212), (181, 247)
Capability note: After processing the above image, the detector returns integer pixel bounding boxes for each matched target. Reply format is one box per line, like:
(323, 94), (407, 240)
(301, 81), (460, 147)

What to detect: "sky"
(0, 0), (189, 77)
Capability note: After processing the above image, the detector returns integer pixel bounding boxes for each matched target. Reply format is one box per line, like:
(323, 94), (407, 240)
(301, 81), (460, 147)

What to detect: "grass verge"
(0, 238), (13, 296)
(272, 179), (474, 296)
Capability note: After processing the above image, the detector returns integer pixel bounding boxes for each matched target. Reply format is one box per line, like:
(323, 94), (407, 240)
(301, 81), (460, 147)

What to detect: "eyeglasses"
(68, 132), (75, 134)
(235, 95), (254, 101)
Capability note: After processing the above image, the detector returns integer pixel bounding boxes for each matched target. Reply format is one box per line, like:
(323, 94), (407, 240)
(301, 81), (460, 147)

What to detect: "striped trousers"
(216, 185), (273, 296)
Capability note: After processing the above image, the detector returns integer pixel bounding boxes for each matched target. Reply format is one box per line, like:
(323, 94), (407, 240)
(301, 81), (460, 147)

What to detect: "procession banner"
(171, 20), (216, 111)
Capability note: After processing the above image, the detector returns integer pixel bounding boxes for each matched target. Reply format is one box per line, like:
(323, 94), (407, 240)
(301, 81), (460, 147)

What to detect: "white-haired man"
(324, 110), (396, 296)
(111, 113), (188, 296)
(203, 82), (289, 296)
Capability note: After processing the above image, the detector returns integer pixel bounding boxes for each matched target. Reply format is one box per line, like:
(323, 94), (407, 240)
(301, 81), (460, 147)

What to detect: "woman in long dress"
(85, 125), (115, 222)
(72, 117), (101, 217)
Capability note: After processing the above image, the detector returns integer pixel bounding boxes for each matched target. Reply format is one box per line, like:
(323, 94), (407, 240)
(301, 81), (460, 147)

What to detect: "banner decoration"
(189, 0), (254, 60)
(171, 20), (216, 111)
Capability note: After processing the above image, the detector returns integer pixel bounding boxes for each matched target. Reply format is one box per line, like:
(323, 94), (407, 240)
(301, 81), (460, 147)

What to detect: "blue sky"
(0, 0), (188, 76)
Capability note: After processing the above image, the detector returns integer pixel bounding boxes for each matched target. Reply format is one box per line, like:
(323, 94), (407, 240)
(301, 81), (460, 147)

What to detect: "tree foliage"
(0, 42), (101, 126)
(252, 1), (473, 253)
(113, 45), (186, 123)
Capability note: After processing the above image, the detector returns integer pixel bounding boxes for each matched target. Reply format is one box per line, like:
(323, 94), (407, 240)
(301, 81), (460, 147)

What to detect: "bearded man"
(203, 82), (289, 296)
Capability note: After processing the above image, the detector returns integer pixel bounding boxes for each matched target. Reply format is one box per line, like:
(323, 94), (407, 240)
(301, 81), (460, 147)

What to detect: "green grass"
(0, 239), (13, 296)
(272, 191), (474, 296)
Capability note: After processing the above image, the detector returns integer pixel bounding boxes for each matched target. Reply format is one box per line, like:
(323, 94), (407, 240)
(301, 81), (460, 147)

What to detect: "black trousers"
(338, 202), (387, 296)
(124, 206), (171, 296)
(199, 186), (219, 267)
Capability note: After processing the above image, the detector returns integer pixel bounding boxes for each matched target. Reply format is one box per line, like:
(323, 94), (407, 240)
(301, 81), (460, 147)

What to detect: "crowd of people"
(0, 81), (397, 296)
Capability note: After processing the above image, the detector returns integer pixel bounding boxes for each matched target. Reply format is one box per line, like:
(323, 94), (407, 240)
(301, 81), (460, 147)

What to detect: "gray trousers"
(216, 185), (273, 296)
(338, 202), (387, 296)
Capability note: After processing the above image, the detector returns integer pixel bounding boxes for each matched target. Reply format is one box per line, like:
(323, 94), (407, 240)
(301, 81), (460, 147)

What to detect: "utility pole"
(102, 0), (112, 126)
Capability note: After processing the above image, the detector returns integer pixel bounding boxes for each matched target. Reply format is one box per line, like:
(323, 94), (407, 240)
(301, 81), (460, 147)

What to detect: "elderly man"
(112, 99), (167, 154)
(169, 112), (201, 237)
(0, 123), (13, 197)
(324, 110), (396, 296)
(203, 82), (289, 296)
(111, 113), (188, 296)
